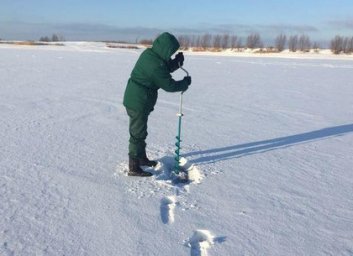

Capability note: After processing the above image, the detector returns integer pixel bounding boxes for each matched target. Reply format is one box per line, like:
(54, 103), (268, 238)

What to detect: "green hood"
(123, 31), (188, 113)
(151, 32), (180, 61)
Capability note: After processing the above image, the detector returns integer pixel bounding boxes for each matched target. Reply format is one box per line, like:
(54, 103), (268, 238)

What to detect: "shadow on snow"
(183, 124), (353, 165)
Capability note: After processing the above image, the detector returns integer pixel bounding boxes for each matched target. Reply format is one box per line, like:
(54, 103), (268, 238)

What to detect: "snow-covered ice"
(1, 43), (353, 255)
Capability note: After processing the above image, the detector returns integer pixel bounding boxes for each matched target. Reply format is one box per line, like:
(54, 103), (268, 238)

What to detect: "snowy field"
(1, 43), (353, 255)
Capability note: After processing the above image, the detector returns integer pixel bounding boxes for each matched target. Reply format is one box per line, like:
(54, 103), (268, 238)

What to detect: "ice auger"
(173, 63), (190, 183)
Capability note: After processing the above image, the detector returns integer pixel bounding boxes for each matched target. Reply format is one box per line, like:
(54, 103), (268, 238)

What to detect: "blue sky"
(1, 0), (352, 44)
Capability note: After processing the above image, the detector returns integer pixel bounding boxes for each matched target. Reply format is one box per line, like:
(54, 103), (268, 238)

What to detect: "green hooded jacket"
(123, 32), (189, 113)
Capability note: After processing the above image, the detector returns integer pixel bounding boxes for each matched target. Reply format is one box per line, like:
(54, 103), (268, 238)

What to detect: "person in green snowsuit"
(123, 32), (192, 176)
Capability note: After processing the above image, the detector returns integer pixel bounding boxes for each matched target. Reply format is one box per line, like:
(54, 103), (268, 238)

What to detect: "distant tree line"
(177, 33), (243, 50)
(138, 33), (350, 55)
(173, 33), (323, 53)
(139, 39), (153, 45)
(8, 32), (353, 55)
(39, 34), (65, 42)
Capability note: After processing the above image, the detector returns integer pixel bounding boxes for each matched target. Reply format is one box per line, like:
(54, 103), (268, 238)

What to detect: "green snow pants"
(126, 108), (150, 158)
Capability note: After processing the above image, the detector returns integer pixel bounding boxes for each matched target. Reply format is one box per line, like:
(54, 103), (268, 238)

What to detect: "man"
(123, 32), (192, 177)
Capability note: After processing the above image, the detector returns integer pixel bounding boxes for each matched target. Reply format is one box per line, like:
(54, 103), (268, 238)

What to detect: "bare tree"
(312, 42), (320, 49)
(177, 35), (185, 49)
(184, 35), (190, 49)
(177, 35), (191, 50)
(229, 35), (238, 49)
(236, 38), (243, 49)
(39, 36), (50, 42)
(275, 34), (287, 52)
(288, 35), (298, 52)
(312, 42), (321, 53)
(39, 33), (65, 42)
(330, 35), (343, 54)
(348, 37), (353, 53)
(221, 34), (229, 49)
(331, 35), (353, 54)
(139, 39), (153, 45)
(298, 34), (311, 52)
(52, 34), (59, 42)
(189, 35), (196, 48)
(246, 33), (262, 49)
(200, 33), (212, 49)
(213, 34), (222, 49)
(342, 36), (353, 54)
(342, 37), (350, 53)
(194, 35), (201, 48)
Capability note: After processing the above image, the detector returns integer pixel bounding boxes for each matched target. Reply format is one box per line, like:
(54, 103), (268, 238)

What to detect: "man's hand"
(183, 76), (191, 86)
(175, 52), (184, 67)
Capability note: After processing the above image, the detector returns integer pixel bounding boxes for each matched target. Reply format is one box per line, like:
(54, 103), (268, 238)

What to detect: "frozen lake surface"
(1, 43), (353, 255)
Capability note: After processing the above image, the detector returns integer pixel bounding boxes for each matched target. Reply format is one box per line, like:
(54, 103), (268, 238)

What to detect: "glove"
(183, 76), (191, 86)
(174, 52), (184, 67)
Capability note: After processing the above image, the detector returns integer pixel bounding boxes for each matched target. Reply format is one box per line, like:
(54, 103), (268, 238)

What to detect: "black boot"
(139, 152), (158, 167)
(128, 156), (153, 177)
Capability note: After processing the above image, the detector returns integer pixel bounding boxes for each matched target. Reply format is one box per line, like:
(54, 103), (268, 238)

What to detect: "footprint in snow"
(160, 196), (176, 224)
(186, 230), (226, 256)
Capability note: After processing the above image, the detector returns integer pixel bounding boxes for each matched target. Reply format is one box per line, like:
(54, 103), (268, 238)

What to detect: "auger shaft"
(174, 93), (183, 174)
(174, 64), (189, 175)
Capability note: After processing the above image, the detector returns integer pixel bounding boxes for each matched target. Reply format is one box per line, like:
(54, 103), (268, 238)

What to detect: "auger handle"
(180, 66), (189, 77)
(178, 61), (190, 96)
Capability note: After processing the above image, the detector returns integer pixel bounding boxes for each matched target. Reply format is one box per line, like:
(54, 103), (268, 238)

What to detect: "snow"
(160, 196), (177, 224)
(1, 42), (353, 255)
